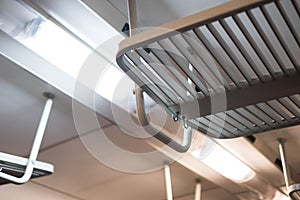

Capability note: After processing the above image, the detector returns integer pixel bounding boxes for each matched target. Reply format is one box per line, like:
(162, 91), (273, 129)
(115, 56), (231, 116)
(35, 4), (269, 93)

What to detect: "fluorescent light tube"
(192, 138), (255, 183)
(0, 0), (128, 103)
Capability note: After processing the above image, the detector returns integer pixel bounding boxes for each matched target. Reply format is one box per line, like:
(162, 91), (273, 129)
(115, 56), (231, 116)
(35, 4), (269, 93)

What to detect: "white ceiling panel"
(77, 171), (166, 200)
(107, 0), (229, 27)
(0, 181), (80, 200)
(33, 132), (125, 195)
(32, 126), (219, 200)
(175, 188), (238, 200)
(0, 53), (111, 156)
(76, 154), (217, 200)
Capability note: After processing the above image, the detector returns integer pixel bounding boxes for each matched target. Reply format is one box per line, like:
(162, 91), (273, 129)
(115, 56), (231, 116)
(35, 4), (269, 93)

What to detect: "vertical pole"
(164, 165), (173, 200)
(127, 0), (137, 36)
(278, 138), (291, 188)
(194, 180), (201, 200)
(29, 96), (53, 162)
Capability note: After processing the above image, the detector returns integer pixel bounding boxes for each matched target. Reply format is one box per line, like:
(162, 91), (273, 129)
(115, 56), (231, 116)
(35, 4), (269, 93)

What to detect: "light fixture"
(19, 19), (92, 79)
(0, 0), (94, 78)
(192, 138), (255, 183)
(0, 0), (124, 103)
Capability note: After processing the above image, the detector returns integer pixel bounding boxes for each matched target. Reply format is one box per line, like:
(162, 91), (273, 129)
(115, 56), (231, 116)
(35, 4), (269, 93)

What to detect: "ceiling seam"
(106, 0), (146, 29)
(75, 173), (127, 194)
(40, 124), (114, 152)
(30, 180), (87, 200)
(106, 0), (128, 19)
(158, 186), (220, 200)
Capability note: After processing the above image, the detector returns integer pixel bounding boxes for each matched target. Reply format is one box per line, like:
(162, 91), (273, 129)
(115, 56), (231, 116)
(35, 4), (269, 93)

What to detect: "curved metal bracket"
(0, 93), (54, 184)
(135, 88), (192, 153)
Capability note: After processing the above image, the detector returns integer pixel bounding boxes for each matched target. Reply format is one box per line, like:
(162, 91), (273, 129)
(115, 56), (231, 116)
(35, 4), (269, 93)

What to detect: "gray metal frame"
(117, 0), (300, 141)
(127, 0), (193, 152)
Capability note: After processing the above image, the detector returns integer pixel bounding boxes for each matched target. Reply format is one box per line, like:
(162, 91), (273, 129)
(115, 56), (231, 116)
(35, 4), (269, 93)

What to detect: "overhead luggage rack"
(117, 0), (300, 148)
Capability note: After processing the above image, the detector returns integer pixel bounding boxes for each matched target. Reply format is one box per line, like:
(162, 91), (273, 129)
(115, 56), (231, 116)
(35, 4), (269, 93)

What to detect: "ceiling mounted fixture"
(0, 93), (54, 184)
(0, 0), (91, 79)
(192, 138), (255, 183)
(0, 0), (126, 103)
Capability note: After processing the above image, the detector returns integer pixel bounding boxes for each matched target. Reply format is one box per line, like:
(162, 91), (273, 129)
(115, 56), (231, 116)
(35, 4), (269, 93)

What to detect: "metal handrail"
(135, 88), (192, 152)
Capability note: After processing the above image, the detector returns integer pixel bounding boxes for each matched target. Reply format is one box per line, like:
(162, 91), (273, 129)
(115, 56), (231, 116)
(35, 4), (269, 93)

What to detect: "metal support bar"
(135, 88), (192, 152)
(194, 180), (201, 200)
(127, 0), (137, 36)
(127, 0), (192, 152)
(173, 74), (300, 119)
(278, 138), (292, 189)
(278, 138), (300, 200)
(0, 93), (54, 184)
(164, 165), (173, 200)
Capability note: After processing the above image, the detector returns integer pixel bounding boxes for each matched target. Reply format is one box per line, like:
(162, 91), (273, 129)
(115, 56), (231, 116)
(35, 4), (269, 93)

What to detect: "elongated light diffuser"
(192, 138), (255, 183)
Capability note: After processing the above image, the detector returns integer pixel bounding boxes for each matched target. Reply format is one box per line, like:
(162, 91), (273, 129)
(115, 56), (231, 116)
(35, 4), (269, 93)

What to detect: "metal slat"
(169, 34), (223, 93)
(136, 49), (192, 102)
(289, 94), (300, 108)
(182, 31), (235, 91)
(234, 12), (284, 77)
(126, 52), (181, 103)
(247, 7), (296, 74)
(194, 26), (248, 88)
(292, 0), (300, 15)
(226, 110), (261, 132)
(220, 16), (273, 80)
(246, 105), (277, 128)
(215, 112), (251, 135)
(197, 117), (235, 138)
(256, 103), (287, 126)
(197, 117), (228, 137)
(189, 119), (222, 137)
(127, 52), (171, 92)
(267, 100), (297, 123)
(158, 39), (210, 96)
(123, 54), (174, 105)
(278, 97), (300, 120)
(207, 21), (261, 83)
(236, 108), (270, 130)
(277, 0), (300, 45)
(262, 2), (300, 69)
(147, 43), (199, 99)
(212, 114), (246, 136)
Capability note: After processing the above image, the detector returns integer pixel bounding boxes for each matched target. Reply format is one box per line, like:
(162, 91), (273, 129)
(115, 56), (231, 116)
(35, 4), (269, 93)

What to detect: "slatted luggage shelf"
(116, 0), (300, 138)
